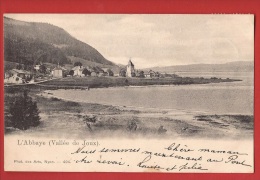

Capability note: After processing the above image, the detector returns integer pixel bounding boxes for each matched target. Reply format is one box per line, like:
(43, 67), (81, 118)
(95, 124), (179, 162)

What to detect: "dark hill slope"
(4, 17), (114, 66)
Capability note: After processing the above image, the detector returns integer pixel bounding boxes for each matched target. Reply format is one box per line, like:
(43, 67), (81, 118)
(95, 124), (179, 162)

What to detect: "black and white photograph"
(3, 14), (254, 172)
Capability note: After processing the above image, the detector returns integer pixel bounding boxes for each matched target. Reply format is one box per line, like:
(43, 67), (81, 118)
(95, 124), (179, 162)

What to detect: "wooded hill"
(4, 17), (116, 69)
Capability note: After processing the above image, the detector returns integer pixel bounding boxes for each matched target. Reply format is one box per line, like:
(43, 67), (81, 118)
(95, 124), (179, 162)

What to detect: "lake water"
(50, 72), (254, 115)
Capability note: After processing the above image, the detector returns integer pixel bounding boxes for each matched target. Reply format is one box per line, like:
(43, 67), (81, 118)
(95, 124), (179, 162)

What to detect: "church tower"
(126, 58), (135, 77)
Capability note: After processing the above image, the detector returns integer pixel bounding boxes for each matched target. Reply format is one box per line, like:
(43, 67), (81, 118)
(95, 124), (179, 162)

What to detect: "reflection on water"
(51, 72), (254, 115)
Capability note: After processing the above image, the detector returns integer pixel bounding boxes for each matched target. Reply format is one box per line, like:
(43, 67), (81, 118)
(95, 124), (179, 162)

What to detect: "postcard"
(3, 14), (254, 172)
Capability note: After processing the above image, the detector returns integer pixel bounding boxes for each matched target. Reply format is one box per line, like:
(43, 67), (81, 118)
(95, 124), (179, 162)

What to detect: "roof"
(10, 69), (31, 75)
(72, 66), (84, 71)
(52, 67), (63, 71)
(101, 68), (109, 72)
(128, 60), (134, 67)
(92, 66), (104, 73)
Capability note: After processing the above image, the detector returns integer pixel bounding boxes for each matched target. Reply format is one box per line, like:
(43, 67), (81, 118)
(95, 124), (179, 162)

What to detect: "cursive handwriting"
(97, 155), (125, 166)
(75, 156), (92, 164)
(225, 155), (252, 167)
(66, 141), (252, 172)
(137, 155), (164, 170)
(165, 143), (194, 152)
(99, 147), (140, 153)
(142, 150), (202, 161)
(71, 146), (96, 154)
(198, 148), (248, 156)
(179, 163), (208, 171)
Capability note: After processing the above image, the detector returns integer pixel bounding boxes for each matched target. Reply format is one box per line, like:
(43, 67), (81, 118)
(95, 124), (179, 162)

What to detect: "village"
(4, 59), (178, 85)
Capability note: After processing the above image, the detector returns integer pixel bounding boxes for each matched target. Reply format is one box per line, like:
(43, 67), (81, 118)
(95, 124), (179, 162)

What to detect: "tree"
(25, 75), (33, 83)
(39, 64), (47, 74)
(139, 71), (145, 78)
(82, 68), (91, 76)
(69, 70), (74, 76)
(119, 69), (126, 77)
(74, 62), (82, 67)
(155, 72), (160, 77)
(16, 63), (22, 70)
(131, 72), (136, 77)
(9, 90), (40, 130)
(107, 69), (114, 76)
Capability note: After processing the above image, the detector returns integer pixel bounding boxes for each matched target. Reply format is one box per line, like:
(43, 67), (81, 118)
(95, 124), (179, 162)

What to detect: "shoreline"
(4, 84), (253, 140)
(26, 90), (253, 139)
(32, 76), (242, 90)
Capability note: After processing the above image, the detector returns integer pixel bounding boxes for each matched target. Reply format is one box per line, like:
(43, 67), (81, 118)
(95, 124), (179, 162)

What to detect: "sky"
(5, 14), (254, 69)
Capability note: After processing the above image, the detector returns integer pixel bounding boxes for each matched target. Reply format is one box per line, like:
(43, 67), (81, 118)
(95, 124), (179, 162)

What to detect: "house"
(149, 70), (156, 77)
(4, 74), (24, 84)
(126, 59), (135, 77)
(52, 66), (64, 78)
(72, 66), (85, 77)
(90, 66), (105, 77)
(4, 72), (11, 79)
(4, 69), (31, 84)
(135, 70), (145, 78)
(143, 70), (158, 78)
(144, 70), (160, 78)
(101, 68), (114, 76)
(34, 64), (40, 71)
(10, 69), (31, 80)
(98, 72), (105, 77)
(144, 71), (151, 78)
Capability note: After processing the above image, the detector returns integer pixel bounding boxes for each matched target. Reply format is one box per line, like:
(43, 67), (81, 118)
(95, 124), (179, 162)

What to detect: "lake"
(50, 72), (254, 115)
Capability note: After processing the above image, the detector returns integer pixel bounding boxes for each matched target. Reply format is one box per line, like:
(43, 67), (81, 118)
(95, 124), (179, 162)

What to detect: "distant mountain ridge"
(4, 16), (115, 67)
(143, 61), (254, 73)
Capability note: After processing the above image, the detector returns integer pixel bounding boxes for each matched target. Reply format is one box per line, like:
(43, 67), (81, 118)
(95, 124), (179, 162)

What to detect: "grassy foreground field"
(37, 76), (241, 89)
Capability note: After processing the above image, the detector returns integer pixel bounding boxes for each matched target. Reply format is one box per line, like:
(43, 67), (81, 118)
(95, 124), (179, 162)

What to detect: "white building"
(4, 74), (24, 84)
(126, 59), (135, 77)
(34, 64), (40, 71)
(52, 66), (63, 78)
(4, 69), (31, 84)
(72, 66), (85, 77)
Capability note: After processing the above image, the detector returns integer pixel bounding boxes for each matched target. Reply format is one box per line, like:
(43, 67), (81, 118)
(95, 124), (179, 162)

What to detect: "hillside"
(4, 16), (115, 67)
(144, 61), (254, 73)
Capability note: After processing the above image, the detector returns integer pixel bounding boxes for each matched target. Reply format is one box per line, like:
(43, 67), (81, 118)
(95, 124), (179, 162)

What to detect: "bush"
(74, 62), (82, 67)
(69, 70), (74, 76)
(83, 115), (97, 131)
(8, 90), (40, 130)
(158, 125), (167, 134)
(127, 118), (138, 131)
(82, 68), (91, 76)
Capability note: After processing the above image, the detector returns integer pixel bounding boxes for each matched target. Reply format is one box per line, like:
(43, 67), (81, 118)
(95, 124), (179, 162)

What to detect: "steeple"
(128, 58), (134, 67)
(126, 58), (135, 77)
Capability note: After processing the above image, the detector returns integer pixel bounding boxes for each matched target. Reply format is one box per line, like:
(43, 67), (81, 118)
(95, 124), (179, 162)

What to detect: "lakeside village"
(4, 59), (179, 85)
